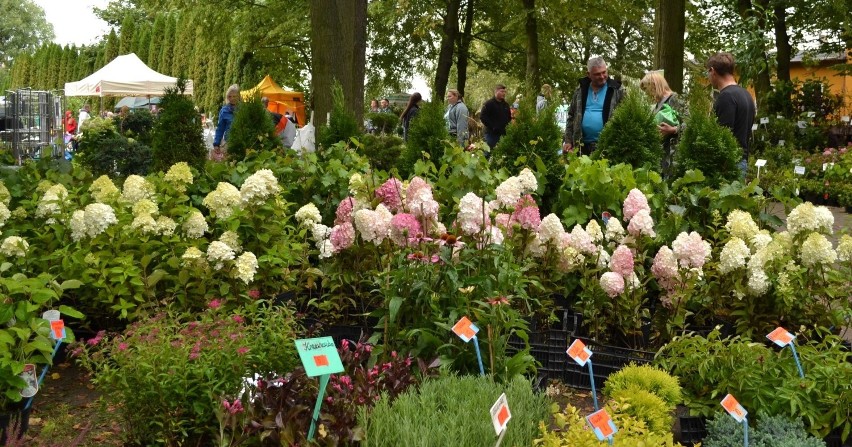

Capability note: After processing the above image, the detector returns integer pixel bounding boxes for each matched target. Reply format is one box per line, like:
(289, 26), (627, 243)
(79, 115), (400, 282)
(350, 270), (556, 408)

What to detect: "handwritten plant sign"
(295, 336), (344, 377)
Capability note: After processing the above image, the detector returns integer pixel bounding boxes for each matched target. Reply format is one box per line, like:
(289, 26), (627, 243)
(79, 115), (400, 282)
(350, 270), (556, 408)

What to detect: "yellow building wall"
(789, 55), (851, 115)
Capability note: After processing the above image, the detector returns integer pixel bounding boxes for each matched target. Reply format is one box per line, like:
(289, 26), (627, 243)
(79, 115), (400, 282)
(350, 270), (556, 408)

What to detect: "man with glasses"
(706, 52), (755, 174)
(563, 57), (625, 155)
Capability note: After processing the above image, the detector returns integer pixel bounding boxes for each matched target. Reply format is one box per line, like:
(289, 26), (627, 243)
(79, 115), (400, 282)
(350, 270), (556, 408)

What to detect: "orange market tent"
(242, 75), (306, 127)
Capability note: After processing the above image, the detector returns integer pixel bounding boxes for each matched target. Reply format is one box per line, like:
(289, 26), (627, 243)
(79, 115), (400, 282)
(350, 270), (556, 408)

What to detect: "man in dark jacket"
(563, 57), (625, 155)
(707, 52), (755, 176)
(480, 84), (512, 149)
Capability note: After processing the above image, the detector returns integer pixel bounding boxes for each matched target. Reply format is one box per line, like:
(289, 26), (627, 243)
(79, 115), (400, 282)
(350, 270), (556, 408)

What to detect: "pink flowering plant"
(73, 299), (300, 446)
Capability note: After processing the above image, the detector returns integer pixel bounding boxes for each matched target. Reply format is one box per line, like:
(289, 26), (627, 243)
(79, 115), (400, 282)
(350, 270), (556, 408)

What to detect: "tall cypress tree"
(171, 13), (195, 78)
(148, 15), (165, 71)
(158, 16), (176, 74)
(119, 13), (137, 55)
(104, 29), (119, 66)
(57, 45), (70, 87)
(137, 27), (151, 64)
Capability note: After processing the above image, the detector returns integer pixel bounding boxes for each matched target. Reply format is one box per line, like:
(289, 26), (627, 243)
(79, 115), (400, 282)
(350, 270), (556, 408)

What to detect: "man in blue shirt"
(563, 57), (625, 155)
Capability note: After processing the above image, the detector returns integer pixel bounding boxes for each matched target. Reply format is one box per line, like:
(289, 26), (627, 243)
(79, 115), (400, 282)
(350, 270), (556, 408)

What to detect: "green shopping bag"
(655, 104), (680, 127)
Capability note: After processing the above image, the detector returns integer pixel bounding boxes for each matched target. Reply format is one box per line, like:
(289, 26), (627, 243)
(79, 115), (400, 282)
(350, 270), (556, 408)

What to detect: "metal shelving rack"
(1, 88), (63, 165)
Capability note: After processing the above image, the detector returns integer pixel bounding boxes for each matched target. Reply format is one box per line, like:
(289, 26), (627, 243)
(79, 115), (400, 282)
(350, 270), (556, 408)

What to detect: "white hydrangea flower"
(156, 216), (177, 236)
(122, 175), (154, 204)
(36, 184), (69, 220)
(787, 202), (832, 236)
(240, 169), (281, 206)
(458, 192), (492, 235)
(558, 245), (585, 272)
(838, 235), (852, 262)
(70, 210), (86, 242)
(605, 217), (625, 242)
(207, 241), (235, 270)
(218, 231), (242, 254)
(494, 177), (522, 208)
(131, 213), (159, 234)
(585, 219), (603, 243)
(725, 210), (759, 241)
(131, 199), (158, 217)
(596, 246), (611, 269)
(749, 230), (772, 252)
(295, 203), (322, 227)
(0, 181), (10, 206)
(489, 226), (504, 245)
(89, 175), (120, 203)
(626, 209), (656, 238)
(202, 182), (242, 219)
(719, 237), (750, 274)
(517, 168), (537, 193)
(747, 269), (770, 296)
(0, 202), (10, 228)
(235, 251), (258, 284)
(0, 236), (28, 258)
(164, 162), (193, 192)
(181, 246), (206, 267)
(538, 214), (564, 244)
(815, 206), (834, 234)
(183, 210), (209, 239)
(625, 271), (641, 292)
(310, 223), (330, 243)
(569, 224), (597, 254)
(799, 232), (837, 266)
(83, 203), (118, 238)
(318, 239), (334, 259)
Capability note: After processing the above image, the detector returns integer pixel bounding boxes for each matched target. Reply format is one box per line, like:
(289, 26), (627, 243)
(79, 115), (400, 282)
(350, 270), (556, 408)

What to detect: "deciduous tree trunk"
(434, 0), (461, 102)
(774, 3), (791, 83)
(653, 0), (685, 93)
(456, 0), (475, 99)
(522, 0), (540, 95)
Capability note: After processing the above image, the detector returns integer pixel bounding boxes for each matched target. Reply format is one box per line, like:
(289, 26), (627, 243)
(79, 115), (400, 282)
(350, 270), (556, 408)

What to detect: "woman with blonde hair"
(212, 84), (241, 160)
(639, 71), (687, 176)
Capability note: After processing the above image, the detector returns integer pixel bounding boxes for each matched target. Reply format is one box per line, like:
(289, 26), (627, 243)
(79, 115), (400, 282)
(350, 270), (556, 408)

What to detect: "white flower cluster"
(458, 192), (492, 235)
(181, 247), (206, 267)
(131, 213), (159, 234)
(295, 203), (322, 227)
(725, 210), (759, 241)
(202, 182), (241, 219)
(838, 235), (852, 262)
(240, 169), (281, 206)
(799, 232), (836, 267)
(183, 210), (209, 239)
(569, 225), (597, 255)
(605, 217), (625, 242)
(0, 202), (10, 228)
(719, 237), (750, 274)
(70, 203), (119, 241)
(89, 175), (120, 203)
(585, 220), (603, 243)
(207, 241), (235, 270)
(132, 199), (158, 217)
(311, 223), (330, 242)
(164, 162), (194, 192)
(219, 231), (243, 254)
(494, 169), (537, 208)
(156, 216), (177, 236)
(36, 184), (69, 222)
(0, 181), (10, 205)
(0, 236), (28, 258)
(235, 251), (258, 284)
(122, 175), (154, 204)
(538, 214), (564, 244)
(786, 202), (834, 236)
(353, 205), (392, 245)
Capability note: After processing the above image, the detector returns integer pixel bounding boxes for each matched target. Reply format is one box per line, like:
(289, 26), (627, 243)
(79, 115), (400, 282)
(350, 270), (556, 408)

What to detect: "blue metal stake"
(472, 335), (485, 376)
(24, 340), (62, 411)
(743, 416), (749, 447)
(788, 344), (805, 378)
(587, 360), (599, 411)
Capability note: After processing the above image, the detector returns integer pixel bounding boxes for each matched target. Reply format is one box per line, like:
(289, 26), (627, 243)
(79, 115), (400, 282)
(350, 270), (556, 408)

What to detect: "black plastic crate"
(825, 427), (852, 447)
(677, 416), (707, 446)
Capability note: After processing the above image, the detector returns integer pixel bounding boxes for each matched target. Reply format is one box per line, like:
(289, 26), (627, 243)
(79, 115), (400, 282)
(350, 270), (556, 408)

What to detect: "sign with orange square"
(295, 337), (344, 377)
(721, 394), (748, 423)
(452, 316), (479, 343)
(489, 393), (511, 435)
(49, 319), (65, 340)
(566, 339), (592, 366)
(586, 408), (617, 441)
(766, 327), (795, 347)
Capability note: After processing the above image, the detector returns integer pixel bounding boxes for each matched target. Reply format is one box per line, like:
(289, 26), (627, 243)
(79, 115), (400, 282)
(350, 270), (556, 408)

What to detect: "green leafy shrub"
(226, 94), (281, 161)
(704, 411), (826, 447)
(676, 91), (742, 186)
(318, 83), (361, 150)
(76, 117), (152, 177)
(360, 375), (549, 447)
(75, 300), (301, 446)
(358, 134), (405, 172)
(490, 100), (562, 213)
(609, 388), (673, 435)
(535, 402), (684, 446)
(114, 108), (155, 146)
(597, 89), (663, 169)
(365, 112), (399, 135)
(399, 100), (450, 178)
(150, 79), (207, 171)
(603, 363), (682, 407)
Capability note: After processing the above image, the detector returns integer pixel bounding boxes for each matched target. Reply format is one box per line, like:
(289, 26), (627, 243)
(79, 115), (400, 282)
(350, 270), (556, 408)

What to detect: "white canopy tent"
(64, 53), (193, 97)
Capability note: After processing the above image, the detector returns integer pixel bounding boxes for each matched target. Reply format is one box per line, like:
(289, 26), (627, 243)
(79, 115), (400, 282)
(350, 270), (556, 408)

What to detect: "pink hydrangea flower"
(375, 178), (404, 212)
(405, 177), (430, 206)
(671, 231), (711, 269)
(495, 213), (512, 230)
(390, 213), (422, 246)
(609, 244), (634, 277)
(600, 271), (625, 297)
(651, 245), (679, 291)
(623, 188), (650, 221)
(329, 222), (356, 252)
(511, 203), (541, 231)
(334, 197), (355, 225)
(207, 299), (223, 310)
(626, 209), (656, 238)
(567, 224), (597, 255)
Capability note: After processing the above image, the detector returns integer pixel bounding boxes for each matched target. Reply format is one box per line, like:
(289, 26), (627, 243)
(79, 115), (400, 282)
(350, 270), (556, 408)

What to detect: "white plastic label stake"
(754, 159), (767, 167)
(794, 166), (805, 175)
(806, 111), (815, 118)
(751, 124), (758, 131)
(778, 140), (785, 146)
(760, 117), (769, 124)
(490, 393), (511, 435)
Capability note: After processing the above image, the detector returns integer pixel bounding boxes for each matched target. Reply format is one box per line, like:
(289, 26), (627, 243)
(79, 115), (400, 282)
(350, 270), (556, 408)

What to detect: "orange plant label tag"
(586, 408), (617, 440)
(452, 316), (479, 343)
(766, 327), (795, 347)
(721, 394), (748, 422)
(566, 339), (592, 366)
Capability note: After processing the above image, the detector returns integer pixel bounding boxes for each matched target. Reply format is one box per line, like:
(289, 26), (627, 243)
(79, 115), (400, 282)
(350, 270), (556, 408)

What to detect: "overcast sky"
(34, 0), (111, 46)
